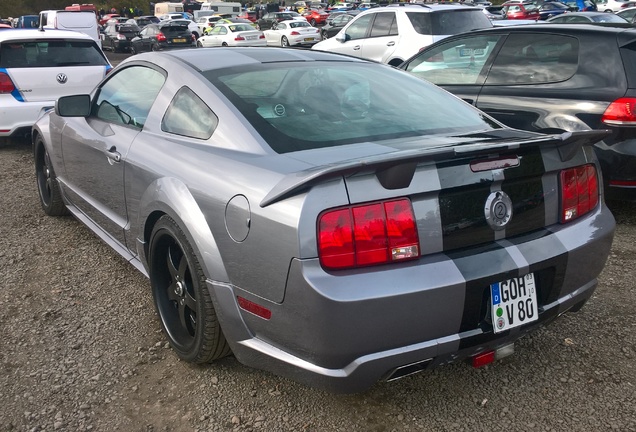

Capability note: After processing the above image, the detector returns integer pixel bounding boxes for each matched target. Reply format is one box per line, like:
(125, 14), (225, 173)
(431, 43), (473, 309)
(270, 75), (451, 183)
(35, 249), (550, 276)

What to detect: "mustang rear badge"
(485, 191), (513, 231)
(56, 73), (68, 84)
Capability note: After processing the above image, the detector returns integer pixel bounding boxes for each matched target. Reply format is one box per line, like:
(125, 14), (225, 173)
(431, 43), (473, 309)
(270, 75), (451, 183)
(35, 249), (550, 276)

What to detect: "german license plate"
(173, 38), (186, 43)
(490, 274), (538, 333)
(246, 35), (256, 39)
(304, 37), (315, 42)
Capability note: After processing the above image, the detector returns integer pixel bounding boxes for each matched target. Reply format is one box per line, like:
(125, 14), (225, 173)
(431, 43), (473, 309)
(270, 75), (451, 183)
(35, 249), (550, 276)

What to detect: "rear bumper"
(594, 138), (636, 201)
(209, 205), (615, 393)
(0, 98), (54, 137)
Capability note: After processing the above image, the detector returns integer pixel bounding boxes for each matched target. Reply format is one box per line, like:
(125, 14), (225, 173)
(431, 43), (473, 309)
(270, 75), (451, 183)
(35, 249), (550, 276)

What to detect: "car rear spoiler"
(260, 129), (610, 208)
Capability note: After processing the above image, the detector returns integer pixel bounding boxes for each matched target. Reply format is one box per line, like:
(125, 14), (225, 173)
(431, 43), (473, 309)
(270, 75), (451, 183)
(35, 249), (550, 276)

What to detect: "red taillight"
(259, 34), (265, 39)
(234, 36), (245, 41)
(157, 32), (167, 42)
(290, 31), (300, 35)
(116, 33), (126, 40)
(0, 72), (15, 93)
(560, 164), (599, 223)
(318, 198), (420, 270)
(602, 97), (636, 126)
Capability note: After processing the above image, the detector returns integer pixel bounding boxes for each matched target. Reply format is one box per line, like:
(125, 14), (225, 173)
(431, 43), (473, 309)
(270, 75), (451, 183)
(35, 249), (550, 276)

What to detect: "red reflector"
(609, 179), (636, 187)
(235, 36), (245, 41)
(237, 296), (271, 320)
(0, 72), (16, 94)
(318, 198), (419, 270)
(602, 97), (636, 126)
(259, 34), (265, 39)
(560, 164), (598, 223)
(0, 129), (10, 133)
(290, 31), (300, 35)
(472, 350), (495, 368)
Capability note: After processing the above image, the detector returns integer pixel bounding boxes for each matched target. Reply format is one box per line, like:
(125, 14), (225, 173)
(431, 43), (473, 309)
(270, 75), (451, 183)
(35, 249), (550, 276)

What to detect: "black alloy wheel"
(34, 139), (68, 216)
(149, 215), (230, 363)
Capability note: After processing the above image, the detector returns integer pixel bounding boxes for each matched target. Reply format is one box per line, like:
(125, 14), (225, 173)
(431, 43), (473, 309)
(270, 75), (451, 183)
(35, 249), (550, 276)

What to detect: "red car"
(502, 2), (541, 19)
(237, 10), (258, 23)
(99, 13), (121, 26)
(302, 8), (329, 25)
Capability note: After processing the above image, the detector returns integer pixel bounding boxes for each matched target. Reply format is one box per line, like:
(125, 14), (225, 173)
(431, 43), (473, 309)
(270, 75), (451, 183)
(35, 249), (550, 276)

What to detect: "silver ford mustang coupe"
(33, 48), (615, 393)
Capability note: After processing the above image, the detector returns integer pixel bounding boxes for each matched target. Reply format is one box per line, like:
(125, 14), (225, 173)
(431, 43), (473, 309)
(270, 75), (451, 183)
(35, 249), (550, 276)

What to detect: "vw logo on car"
(56, 73), (68, 84)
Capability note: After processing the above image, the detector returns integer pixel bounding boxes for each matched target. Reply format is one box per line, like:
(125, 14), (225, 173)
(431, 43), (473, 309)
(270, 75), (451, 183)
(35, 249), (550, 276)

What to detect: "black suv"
(399, 24), (636, 200)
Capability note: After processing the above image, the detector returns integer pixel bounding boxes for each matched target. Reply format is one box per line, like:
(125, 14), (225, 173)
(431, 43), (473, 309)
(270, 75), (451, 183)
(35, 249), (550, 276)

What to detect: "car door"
(358, 11), (398, 63)
(401, 33), (505, 106)
(60, 65), (166, 248)
(328, 13), (373, 57)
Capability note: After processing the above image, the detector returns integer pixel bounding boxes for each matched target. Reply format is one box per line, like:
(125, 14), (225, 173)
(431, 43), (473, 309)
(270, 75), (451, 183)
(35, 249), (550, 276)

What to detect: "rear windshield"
(0, 39), (108, 68)
(407, 10), (492, 35)
(205, 62), (500, 153)
(160, 24), (190, 33)
(116, 24), (140, 33)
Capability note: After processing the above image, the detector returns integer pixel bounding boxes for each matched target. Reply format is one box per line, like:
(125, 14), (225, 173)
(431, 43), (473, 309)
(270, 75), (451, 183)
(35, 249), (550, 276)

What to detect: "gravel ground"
(1, 138), (635, 432)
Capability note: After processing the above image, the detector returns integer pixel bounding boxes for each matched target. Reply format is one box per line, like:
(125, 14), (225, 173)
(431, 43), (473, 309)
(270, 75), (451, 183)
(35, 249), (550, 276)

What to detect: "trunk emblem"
(56, 73), (68, 84)
(485, 191), (513, 231)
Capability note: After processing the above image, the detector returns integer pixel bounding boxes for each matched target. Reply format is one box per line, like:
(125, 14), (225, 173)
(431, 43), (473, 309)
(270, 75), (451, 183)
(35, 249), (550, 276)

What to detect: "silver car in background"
(33, 48), (614, 393)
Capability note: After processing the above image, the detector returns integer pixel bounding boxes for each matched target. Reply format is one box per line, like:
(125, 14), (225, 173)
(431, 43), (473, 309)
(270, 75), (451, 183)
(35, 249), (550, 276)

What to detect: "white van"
(39, 11), (101, 47)
(154, 2), (185, 17)
(199, 2), (242, 17)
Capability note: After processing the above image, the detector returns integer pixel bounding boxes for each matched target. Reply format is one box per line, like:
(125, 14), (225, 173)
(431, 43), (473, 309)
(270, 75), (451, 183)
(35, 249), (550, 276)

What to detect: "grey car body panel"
(32, 48), (615, 392)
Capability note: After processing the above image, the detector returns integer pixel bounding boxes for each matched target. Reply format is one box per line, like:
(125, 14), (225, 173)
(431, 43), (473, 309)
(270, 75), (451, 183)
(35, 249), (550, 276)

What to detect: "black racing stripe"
(503, 149), (546, 180)
(439, 185), (493, 251)
(502, 178), (546, 237)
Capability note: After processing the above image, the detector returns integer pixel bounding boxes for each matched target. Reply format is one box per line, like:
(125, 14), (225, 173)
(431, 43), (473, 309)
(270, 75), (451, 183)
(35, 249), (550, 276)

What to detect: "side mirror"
(56, 94), (91, 117)
(335, 32), (350, 43)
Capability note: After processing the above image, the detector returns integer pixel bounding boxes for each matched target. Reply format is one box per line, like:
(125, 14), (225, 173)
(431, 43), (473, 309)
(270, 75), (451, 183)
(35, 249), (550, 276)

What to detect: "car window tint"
(428, 10), (493, 35)
(486, 34), (579, 85)
(162, 86), (218, 139)
(0, 40), (108, 68)
(345, 14), (372, 40)
(208, 63), (500, 153)
(92, 66), (165, 128)
(404, 34), (502, 85)
(369, 12), (397, 37)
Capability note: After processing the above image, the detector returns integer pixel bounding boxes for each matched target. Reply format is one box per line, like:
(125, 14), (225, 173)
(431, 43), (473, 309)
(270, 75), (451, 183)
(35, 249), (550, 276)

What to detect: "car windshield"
(408, 10), (493, 36)
(206, 62), (500, 153)
(229, 24), (255, 31)
(0, 39), (108, 68)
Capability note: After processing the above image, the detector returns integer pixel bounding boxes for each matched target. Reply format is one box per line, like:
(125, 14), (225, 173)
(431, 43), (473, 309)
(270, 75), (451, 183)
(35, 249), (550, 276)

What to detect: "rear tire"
(222, 42), (228, 46)
(34, 138), (69, 217)
(151, 44), (160, 52)
(149, 215), (231, 363)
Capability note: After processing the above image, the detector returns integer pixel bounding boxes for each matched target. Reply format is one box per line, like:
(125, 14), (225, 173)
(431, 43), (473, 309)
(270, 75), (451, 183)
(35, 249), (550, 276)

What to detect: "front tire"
(130, 45), (137, 55)
(196, 40), (203, 47)
(310, 18), (316, 26)
(149, 215), (231, 363)
(281, 36), (289, 47)
(35, 138), (68, 216)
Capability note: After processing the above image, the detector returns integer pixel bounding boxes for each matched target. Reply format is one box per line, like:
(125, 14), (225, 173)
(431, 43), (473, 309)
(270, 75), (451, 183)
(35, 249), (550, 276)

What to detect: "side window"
(162, 86), (219, 139)
(486, 34), (579, 85)
(369, 12), (396, 37)
(220, 27), (228, 35)
(92, 66), (165, 128)
(345, 14), (372, 40)
(403, 34), (503, 85)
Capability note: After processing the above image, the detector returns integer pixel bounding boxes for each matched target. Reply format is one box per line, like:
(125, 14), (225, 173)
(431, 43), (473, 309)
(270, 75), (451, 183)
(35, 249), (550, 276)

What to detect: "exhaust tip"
(384, 358), (433, 382)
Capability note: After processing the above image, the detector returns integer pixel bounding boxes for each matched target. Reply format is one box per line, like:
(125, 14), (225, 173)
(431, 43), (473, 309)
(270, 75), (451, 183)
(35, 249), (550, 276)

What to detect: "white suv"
(312, 4), (493, 66)
(0, 29), (111, 139)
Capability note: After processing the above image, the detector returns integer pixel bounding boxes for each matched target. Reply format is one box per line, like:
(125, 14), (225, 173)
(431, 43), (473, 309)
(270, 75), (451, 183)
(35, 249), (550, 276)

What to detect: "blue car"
(538, 1), (572, 18)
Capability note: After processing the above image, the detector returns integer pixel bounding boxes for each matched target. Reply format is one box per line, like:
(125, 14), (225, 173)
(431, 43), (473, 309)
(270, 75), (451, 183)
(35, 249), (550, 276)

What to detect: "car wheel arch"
(138, 177), (230, 284)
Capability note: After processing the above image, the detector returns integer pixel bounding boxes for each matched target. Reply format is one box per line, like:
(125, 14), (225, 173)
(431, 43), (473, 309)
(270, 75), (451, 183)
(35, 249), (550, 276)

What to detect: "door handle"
(106, 146), (121, 164)
(353, 45), (361, 50)
(387, 41), (395, 46)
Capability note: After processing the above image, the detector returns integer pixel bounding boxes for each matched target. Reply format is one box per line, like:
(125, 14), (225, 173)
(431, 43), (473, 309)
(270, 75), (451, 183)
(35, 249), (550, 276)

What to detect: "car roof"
(471, 21), (636, 34)
(0, 28), (94, 42)
(129, 47), (366, 72)
(383, 3), (487, 12)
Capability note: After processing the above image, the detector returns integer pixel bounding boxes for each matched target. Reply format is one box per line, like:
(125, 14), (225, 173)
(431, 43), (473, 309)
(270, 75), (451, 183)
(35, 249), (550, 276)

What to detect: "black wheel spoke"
(178, 254), (188, 280)
(184, 291), (196, 311)
(166, 245), (179, 281)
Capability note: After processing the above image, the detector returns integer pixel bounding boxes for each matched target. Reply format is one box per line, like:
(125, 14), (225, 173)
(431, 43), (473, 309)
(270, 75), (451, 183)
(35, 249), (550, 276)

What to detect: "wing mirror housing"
(56, 94), (91, 117)
(335, 32), (350, 43)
